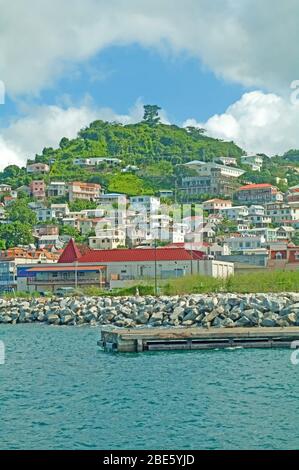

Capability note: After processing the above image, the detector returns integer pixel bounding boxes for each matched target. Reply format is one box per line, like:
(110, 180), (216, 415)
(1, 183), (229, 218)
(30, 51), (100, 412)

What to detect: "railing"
(27, 278), (104, 285)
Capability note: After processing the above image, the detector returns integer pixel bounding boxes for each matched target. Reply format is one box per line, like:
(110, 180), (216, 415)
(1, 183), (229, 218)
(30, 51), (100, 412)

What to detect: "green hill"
(31, 106), (244, 195)
(2, 105), (299, 197)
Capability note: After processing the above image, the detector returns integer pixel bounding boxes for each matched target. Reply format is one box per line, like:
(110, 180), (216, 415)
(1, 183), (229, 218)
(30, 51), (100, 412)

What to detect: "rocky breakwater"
(1, 293), (299, 327)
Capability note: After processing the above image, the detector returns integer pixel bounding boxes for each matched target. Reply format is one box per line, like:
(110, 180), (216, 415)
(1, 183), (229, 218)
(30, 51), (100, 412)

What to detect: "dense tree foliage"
(7, 199), (37, 225)
(0, 222), (34, 248)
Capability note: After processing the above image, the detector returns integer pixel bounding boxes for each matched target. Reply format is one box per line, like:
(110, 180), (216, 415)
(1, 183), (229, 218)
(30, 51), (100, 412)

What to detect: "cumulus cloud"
(0, 0), (298, 96)
(184, 91), (299, 156)
(1, 1), (299, 164)
(0, 99), (169, 170)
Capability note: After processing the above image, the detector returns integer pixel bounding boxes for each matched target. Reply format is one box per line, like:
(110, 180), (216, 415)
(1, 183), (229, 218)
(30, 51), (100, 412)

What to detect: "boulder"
(235, 316), (252, 327)
(47, 313), (60, 325)
(261, 318), (277, 327)
(149, 311), (164, 323)
(169, 306), (185, 321)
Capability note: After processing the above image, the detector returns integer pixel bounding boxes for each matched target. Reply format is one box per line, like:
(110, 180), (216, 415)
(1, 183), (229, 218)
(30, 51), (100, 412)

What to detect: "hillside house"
(235, 184), (283, 205)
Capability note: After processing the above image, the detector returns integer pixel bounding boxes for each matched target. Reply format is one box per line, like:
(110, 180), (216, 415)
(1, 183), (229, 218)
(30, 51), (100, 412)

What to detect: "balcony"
(27, 277), (105, 286)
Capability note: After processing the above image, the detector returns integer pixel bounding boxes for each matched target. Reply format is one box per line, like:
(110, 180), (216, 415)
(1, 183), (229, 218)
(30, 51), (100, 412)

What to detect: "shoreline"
(0, 293), (299, 329)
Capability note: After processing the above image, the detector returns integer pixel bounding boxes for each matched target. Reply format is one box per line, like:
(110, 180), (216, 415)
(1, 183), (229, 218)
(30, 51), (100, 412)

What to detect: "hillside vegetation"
(1, 105), (299, 196)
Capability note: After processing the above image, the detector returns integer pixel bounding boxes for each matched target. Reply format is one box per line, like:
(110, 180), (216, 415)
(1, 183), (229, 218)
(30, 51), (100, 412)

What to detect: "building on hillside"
(34, 225), (59, 237)
(238, 227), (278, 243)
(182, 162), (244, 198)
(0, 184), (12, 194)
(73, 157), (122, 166)
(202, 198), (232, 213)
(121, 165), (139, 173)
(97, 193), (127, 207)
(219, 206), (249, 221)
(51, 204), (70, 219)
(130, 196), (160, 213)
(207, 243), (231, 258)
(37, 234), (61, 249)
(265, 202), (299, 224)
(34, 206), (55, 222)
(30, 180), (46, 199)
(286, 185), (299, 203)
(276, 226), (296, 240)
(224, 234), (266, 252)
(184, 161), (244, 178)
(241, 155), (263, 171)
(217, 157), (237, 166)
(47, 182), (67, 198)
(68, 181), (102, 202)
(159, 190), (173, 199)
(89, 157), (122, 166)
(89, 229), (126, 250)
(234, 184), (283, 205)
(80, 208), (105, 219)
(247, 205), (272, 227)
(27, 163), (50, 174)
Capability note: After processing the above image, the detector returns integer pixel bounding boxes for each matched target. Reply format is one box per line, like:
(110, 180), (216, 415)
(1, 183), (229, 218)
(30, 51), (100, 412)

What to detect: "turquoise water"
(0, 324), (299, 450)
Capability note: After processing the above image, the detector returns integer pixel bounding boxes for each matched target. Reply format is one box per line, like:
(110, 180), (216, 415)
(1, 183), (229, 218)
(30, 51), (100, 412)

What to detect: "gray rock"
(149, 311), (164, 322)
(261, 318), (277, 327)
(169, 306), (185, 321)
(235, 316), (252, 327)
(47, 313), (60, 325)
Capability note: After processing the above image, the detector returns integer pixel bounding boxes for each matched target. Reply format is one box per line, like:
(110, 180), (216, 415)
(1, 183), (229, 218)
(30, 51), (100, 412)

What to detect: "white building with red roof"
(235, 183), (283, 205)
(18, 239), (234, 292)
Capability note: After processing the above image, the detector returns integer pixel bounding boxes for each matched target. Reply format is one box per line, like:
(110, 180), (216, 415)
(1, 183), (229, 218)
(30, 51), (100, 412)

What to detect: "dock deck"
(98, 326), (299, 353)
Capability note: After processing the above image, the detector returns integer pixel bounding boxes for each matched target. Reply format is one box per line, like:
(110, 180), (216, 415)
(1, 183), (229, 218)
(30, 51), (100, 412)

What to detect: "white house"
(47, 182), (67, 198)
(89, 229), (126, 250)
(241, 155), (263, 171)
(220, 206), (249, 220)
(225, 235), (266, 252)
(130, 196), (160, 213)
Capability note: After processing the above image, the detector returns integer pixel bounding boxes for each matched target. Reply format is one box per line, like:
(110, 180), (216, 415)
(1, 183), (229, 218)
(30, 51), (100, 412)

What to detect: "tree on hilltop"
(142, 105), (161, 127)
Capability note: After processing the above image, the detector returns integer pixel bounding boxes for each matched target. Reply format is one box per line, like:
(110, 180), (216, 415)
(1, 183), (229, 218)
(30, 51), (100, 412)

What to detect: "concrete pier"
(98, 326), (299, 353)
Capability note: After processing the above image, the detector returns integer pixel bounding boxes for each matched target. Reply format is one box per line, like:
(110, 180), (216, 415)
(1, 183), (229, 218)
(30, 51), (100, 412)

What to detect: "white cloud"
(1, 1), (299, 164)
(0, 99), (168, 170)
(184, 91), (299, 156)
(0, 1), (298, 96)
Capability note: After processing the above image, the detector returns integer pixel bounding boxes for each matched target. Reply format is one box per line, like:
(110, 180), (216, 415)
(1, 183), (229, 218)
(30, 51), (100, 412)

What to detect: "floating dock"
(98, 326), (299, 353)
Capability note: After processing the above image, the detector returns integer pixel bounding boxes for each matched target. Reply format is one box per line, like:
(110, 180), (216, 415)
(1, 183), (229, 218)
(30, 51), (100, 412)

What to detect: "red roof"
(79, 248), (204, 263)
(58, 239), (83, 263)
(58, 240), (205, 264)
(237, 183), (274, 191)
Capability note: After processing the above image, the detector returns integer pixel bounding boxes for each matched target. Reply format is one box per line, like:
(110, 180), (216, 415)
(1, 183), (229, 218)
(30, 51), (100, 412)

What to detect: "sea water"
(0, 324), (299, 450)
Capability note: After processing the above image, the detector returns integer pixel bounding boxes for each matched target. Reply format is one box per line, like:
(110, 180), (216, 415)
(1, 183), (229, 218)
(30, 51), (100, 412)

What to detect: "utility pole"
(75, 260), (78, 289)
(154, 238), (158, 296)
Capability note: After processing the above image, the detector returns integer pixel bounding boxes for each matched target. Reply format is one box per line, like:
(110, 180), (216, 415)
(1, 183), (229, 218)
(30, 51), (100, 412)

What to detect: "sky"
(0, 0), (299, 169)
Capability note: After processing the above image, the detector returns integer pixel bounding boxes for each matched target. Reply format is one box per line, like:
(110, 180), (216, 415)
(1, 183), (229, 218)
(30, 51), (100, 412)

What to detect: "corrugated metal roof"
(237, 183), (274, 191)
(78, 247), (204, 263)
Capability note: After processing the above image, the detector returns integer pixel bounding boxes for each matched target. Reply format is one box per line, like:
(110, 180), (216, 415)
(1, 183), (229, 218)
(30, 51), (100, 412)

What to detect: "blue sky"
(0, 1), (299, 168)
(1, 44), (248, 126)
(45, 45), (248, 124)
